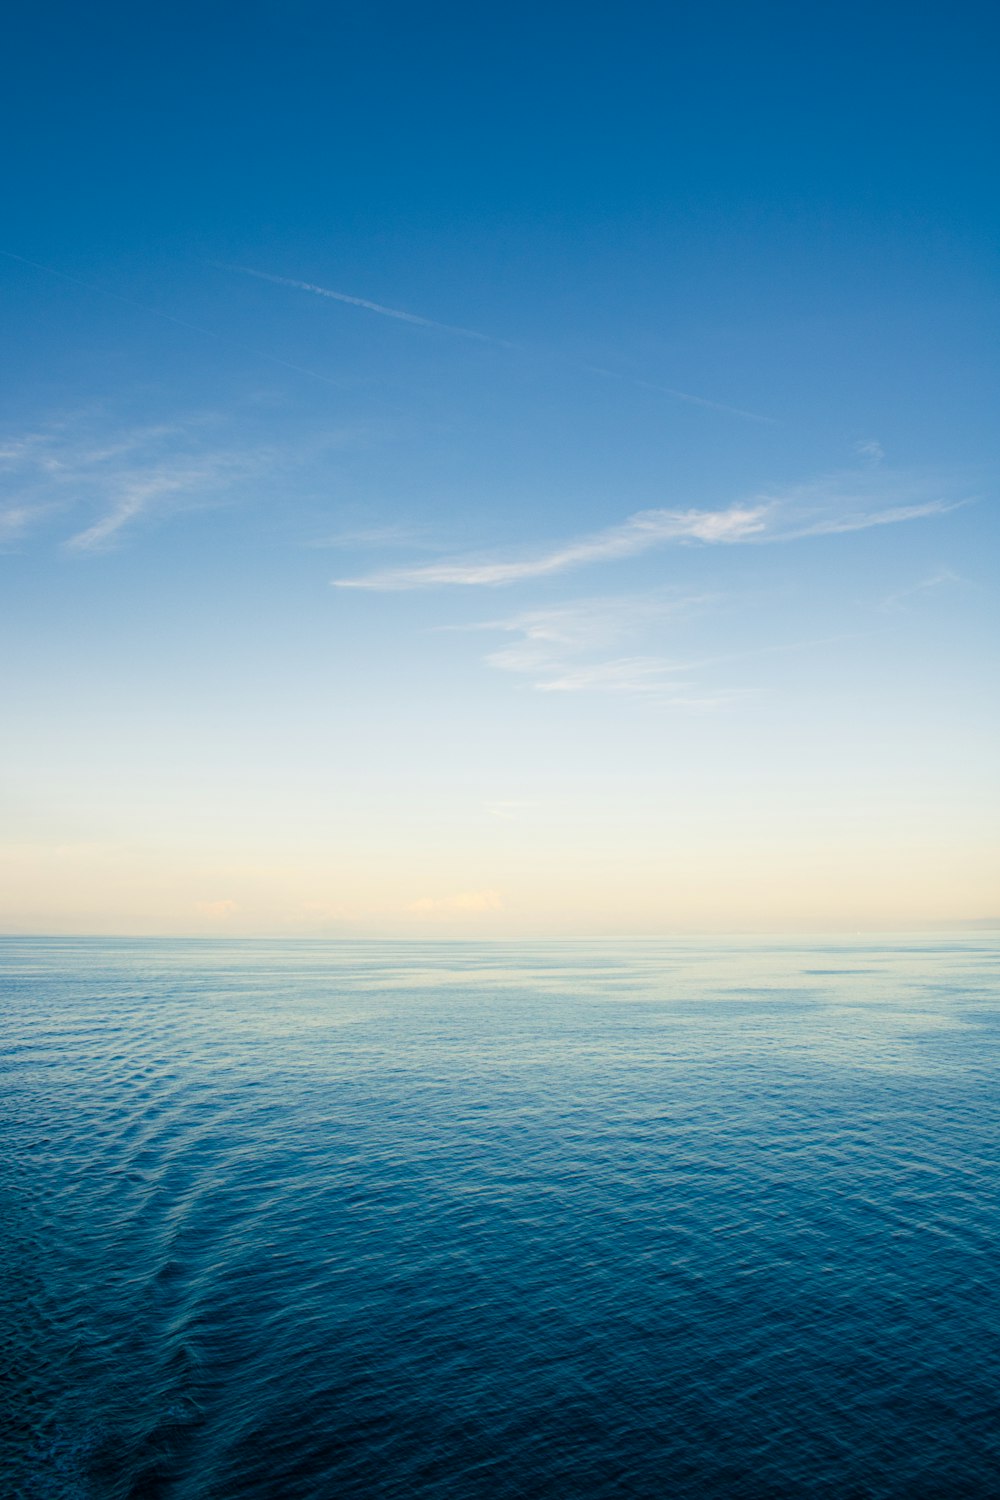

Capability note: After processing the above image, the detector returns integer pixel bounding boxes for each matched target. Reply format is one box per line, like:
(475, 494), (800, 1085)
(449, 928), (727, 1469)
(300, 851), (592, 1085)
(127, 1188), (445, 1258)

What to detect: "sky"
(1, 0), (998, 936)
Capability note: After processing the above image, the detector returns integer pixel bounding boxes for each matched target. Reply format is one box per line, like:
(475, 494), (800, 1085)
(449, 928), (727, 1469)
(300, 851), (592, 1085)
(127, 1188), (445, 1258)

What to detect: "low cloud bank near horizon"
(406, 890), (504, 916)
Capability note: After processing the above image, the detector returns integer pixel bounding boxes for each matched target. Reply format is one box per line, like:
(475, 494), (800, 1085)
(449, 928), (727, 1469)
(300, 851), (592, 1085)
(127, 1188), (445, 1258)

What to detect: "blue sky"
(2, 1), (997, 933)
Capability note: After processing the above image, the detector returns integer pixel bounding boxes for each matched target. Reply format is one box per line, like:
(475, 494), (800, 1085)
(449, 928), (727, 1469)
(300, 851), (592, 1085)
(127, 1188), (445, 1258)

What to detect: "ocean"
(2, 936), (998, 1498)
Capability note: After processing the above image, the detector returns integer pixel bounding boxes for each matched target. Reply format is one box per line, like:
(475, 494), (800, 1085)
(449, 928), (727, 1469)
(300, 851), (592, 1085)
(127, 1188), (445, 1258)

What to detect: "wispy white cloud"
(334, 505), (769, 590)
(752, 467), (968, 541)
(0, 430), (69, 470)
(779, 500), (961, 539)
(65, 457), (243, 551)
(481, 592), (704, 662)
(0, 503), (52, 543)
(0, 413), (257, 551)
(476, 591), (730, 701)
(334, 467), (964, 592)
(307, 521), (428, 551)
(856, 438), (886, 462)
(492, 640), (741, 704)
(464, 538), (963, 702)
(534, 656), (720, 700)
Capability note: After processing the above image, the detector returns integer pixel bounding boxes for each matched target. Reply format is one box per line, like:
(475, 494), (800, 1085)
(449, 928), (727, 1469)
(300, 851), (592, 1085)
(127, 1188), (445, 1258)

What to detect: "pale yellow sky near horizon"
(2, 820), (996, 937)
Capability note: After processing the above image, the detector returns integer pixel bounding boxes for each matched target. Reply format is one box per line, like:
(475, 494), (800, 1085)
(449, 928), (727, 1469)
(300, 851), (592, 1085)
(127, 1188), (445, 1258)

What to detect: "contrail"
(222, 263), (509, 346)
(0, 248), (345, 387)
(1, 247), (777, 423)
(583, 365), (777, 425)
(228, 263), (775, 423)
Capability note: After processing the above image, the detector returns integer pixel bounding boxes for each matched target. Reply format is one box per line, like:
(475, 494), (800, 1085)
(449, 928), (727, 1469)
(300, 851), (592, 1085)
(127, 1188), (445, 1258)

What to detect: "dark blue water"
(3, 937), (999, 1499)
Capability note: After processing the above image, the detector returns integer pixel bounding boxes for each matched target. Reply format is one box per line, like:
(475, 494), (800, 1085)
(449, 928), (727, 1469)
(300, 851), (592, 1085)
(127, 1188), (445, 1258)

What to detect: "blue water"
(2, 937), (999, 1499)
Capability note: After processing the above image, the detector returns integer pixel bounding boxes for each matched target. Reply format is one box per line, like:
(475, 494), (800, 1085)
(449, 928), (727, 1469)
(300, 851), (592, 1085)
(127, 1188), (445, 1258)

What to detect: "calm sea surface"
(2, 936), (999, 1499)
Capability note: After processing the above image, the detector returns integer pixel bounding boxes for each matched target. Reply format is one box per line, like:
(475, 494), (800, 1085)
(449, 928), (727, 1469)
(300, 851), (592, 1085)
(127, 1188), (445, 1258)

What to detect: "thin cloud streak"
(334, 473), (962, 592)
(226, 265), (773, 420)
(481, 592), (707, 671)
(481, 592), (724, 701)
(584, 365), (777, 424)
(334, 505), (769, 590)
(536, 656), (695, 695)
(480, 596), (885, 702)
(332, 492), (959, 585)
(65, 462), (229, 551)
(0, 504), (49, 542)
(879, 569), (964, 613)
(779, 500), (963, 539)
(307, 522), (429, 551)
(224, 264), (507, 345)
(0, 248), (345, 388)
(1, 414), (256, 551)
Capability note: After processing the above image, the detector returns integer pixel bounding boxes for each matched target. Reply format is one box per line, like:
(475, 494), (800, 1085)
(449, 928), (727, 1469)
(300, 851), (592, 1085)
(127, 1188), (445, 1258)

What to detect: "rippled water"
(3, 936), (999, 1498)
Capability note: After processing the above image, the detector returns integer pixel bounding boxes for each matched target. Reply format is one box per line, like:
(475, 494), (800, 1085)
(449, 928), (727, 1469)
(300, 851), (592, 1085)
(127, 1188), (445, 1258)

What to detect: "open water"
(2, 936), (999, 1499)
